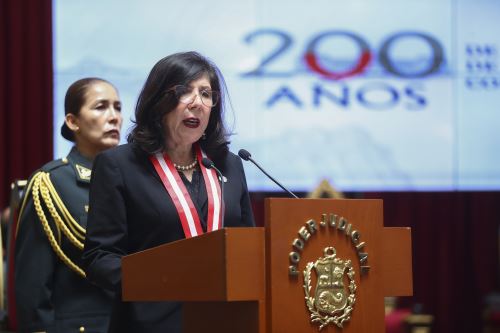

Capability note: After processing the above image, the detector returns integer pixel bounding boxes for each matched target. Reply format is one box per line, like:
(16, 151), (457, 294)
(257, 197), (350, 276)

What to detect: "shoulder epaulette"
(21, 171), (86, 277)
(40, 158), (69, 172)
(16, 172), (42, 236)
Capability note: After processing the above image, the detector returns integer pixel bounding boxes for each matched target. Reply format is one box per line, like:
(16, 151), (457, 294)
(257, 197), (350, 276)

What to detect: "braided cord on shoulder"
(42, 172), (85, 240)
(15, 172), (40, 237)
(39, 173), (84, 250)
(32, 173), (86, 278)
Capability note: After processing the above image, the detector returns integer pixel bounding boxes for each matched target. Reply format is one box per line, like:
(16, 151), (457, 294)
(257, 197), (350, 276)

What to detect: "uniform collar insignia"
(75, 164), (92, 181)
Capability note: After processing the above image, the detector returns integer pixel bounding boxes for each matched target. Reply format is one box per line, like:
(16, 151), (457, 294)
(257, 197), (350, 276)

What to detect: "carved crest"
(303, 247), (356, 330)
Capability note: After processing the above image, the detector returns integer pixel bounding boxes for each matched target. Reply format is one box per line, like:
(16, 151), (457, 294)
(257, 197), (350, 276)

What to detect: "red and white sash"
(150, 145), (223, 238)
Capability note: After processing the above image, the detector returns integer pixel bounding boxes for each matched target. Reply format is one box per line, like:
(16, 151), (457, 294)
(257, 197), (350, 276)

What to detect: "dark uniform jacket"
(82, 143), (255, 333)
(15, 147), (113, 333)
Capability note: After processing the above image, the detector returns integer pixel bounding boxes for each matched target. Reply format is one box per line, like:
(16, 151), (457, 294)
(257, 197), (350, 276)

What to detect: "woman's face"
(162, 75), (213, 150)
(66, 81), (123, 155)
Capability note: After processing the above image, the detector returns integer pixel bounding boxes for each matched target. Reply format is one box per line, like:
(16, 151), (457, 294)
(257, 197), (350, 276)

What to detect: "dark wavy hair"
(61, 77), (114, 142)
(127, 51), (230, 159)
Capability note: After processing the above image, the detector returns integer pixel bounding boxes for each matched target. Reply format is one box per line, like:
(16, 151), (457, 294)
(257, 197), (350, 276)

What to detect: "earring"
(201, 132), (206, 140)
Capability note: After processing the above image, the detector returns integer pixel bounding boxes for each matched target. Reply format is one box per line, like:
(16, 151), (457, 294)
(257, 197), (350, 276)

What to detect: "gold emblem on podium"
(303, 247), (356, 330)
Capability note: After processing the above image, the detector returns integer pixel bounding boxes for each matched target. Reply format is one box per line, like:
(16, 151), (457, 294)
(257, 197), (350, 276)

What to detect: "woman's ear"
(65, 113), (80, 132)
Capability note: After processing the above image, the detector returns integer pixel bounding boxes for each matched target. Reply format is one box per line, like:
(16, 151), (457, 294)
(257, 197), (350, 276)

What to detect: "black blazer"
(82, 143), (255, 333)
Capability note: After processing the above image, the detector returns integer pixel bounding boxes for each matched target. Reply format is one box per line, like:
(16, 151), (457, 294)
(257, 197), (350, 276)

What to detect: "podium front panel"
(265, 198), (409, 333)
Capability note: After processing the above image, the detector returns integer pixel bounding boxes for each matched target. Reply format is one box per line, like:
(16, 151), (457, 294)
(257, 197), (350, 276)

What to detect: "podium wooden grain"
(122, 198), (412, 333)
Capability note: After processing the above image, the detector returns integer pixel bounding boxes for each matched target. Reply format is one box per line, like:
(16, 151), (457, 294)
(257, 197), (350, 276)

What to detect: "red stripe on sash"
(150, 154), (203, 238)
(196, 146), (223, 231)
(150, 144), (223, 238)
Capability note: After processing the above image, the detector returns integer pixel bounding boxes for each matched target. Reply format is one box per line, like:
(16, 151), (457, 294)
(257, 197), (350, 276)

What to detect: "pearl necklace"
(174, 159), (198, 171)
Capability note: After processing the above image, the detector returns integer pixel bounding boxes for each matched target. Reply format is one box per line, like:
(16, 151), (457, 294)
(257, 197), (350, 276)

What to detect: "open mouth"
(105, 129), (120, 138)
(183, 118), (200, 128)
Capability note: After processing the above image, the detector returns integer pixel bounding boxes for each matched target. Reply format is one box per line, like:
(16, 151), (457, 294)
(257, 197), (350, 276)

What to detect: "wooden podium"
(122, 198), (412, 332)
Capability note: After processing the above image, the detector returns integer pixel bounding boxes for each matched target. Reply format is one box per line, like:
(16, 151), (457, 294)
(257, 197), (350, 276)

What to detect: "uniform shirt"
(14, 147), (113, 333)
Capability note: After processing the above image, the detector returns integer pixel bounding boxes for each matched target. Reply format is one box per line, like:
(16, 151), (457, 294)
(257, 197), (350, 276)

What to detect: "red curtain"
(0, 0), (53, 208)
(251, 191), (500, 333)
(365, 191), (500, 333)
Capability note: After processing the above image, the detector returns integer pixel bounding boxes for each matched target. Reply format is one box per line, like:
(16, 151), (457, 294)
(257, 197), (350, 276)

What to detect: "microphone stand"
(238, 149), (298, 199)
(246, 156), (298, 198)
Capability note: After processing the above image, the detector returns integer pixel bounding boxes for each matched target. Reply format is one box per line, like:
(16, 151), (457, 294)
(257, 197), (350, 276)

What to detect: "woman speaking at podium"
(82, 51), (255, 332)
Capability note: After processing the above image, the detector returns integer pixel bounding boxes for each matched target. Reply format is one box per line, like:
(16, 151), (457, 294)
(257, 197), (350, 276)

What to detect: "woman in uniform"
(14, 77), (123, 332)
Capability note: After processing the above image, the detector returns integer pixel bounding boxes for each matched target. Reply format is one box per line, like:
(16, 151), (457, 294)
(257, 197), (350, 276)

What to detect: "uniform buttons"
(79, 326), (85, 332)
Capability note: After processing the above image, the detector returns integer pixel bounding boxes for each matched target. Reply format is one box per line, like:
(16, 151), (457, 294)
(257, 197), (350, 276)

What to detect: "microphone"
(201, 157), (225, 228)
(238, 149), (298, 198)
